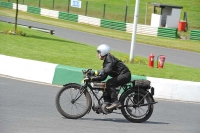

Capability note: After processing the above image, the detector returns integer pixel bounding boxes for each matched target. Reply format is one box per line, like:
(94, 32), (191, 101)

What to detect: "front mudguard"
(63, 82), (81, 87)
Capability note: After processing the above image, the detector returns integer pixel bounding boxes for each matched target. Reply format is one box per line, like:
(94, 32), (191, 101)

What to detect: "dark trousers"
(104, 71), (131, 102)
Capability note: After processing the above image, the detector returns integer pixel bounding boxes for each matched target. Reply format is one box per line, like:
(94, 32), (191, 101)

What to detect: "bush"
(120, 56), (146, 65)
(1, 29), (26, 36)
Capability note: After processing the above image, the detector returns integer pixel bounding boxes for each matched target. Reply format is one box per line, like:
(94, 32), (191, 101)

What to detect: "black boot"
(103, 90), (111, 103)
(106, 87), (121, 109)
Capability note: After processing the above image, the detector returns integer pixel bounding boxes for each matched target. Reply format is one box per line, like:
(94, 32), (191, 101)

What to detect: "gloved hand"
(88, 70), (99, 76)
(87, 70), (94, 76)
(97, 70), (104, 76)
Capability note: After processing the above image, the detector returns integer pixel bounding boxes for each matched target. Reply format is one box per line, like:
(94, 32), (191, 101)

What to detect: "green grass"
(0, 22), (200, 82)
(1, 7), (200, 53)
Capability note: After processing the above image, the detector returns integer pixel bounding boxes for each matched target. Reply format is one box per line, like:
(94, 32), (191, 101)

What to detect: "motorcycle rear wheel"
(56, 84), (92, 119)
(120, 89), (154, 123)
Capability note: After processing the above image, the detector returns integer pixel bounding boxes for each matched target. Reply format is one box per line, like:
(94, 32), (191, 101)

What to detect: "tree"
(14, 0), (19, 33)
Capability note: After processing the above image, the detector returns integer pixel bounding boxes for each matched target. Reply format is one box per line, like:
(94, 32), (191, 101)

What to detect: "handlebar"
(82, 69), (92, 75)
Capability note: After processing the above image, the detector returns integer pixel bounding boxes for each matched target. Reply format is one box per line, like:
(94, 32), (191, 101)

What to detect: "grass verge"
(0, 22), (200, 82)
(0, 7), (200, 53)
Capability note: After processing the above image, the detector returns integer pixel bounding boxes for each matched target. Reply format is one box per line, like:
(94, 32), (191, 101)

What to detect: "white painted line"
(0, 74), (61, 88)
(154, 98), (200, 104)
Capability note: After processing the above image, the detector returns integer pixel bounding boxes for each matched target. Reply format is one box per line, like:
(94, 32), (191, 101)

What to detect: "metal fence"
(4, 0), (153, 24)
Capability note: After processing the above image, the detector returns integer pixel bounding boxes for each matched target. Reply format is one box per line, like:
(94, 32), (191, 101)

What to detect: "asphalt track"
(0, 16), (200, 68)
(1, 75), (200, 133)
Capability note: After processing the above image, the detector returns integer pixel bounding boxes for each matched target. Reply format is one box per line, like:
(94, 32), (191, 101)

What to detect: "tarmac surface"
(1, 75), (200, 133)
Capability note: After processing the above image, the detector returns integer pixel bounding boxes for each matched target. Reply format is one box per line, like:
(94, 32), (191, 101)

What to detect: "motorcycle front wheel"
(56, 84), (92, 119)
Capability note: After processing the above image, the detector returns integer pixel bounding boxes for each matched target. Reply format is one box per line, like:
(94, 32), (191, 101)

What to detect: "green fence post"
(103, 4), (106, 19)
(124, 5), (128, 23)
(85, 1), (88, 16)
(52, 0), (54, 10)
(38, 0), (41, 7)
(67, 0), (70, 13)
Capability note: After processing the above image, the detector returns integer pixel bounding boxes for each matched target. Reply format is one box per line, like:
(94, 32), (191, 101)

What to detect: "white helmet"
(97, 44), (110, 56)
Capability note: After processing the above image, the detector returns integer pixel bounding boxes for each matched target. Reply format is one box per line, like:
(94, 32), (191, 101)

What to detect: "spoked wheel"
(120, 89), (154, 123)
(56, 84), (92, 119)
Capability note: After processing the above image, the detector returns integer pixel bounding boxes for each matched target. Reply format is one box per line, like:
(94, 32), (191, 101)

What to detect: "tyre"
(120, 89), (154, 123)
(56, 84), (92, 119)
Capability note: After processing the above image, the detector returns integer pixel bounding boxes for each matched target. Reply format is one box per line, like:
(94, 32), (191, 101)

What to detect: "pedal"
(112, 111), (122, 115)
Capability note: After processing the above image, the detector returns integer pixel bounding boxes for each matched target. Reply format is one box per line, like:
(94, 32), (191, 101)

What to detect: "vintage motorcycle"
(55, 69), (157, 123)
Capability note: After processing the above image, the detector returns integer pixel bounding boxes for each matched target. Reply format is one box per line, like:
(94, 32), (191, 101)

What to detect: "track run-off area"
(0, 75), (200, 133)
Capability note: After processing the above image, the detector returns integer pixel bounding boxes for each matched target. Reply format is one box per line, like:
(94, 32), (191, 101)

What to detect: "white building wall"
(150, 13), (162, 27)
(166, 8), (181, 28)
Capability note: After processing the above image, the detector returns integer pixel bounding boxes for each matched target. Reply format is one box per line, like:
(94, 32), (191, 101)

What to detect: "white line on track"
(0, 74), (62, 88)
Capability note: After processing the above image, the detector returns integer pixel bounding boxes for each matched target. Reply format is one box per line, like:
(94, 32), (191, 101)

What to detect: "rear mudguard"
(119, 91), (127, 102)
(119, 88), (156, 103)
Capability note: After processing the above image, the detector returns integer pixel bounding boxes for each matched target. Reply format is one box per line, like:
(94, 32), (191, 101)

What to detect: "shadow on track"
(63, 117), (169, 124)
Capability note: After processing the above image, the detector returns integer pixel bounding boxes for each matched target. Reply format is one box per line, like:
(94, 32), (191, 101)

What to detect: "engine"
(92, 102), (113, 114)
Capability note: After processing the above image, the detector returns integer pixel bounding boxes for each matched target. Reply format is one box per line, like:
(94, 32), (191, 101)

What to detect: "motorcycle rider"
(91, 44), (131, 110)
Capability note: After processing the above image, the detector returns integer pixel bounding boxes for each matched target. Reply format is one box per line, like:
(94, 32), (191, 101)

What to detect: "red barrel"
(178, 21), (187, 31)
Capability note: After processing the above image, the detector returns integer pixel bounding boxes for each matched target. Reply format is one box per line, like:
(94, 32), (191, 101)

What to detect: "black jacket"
(92, 54), (130, 81)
